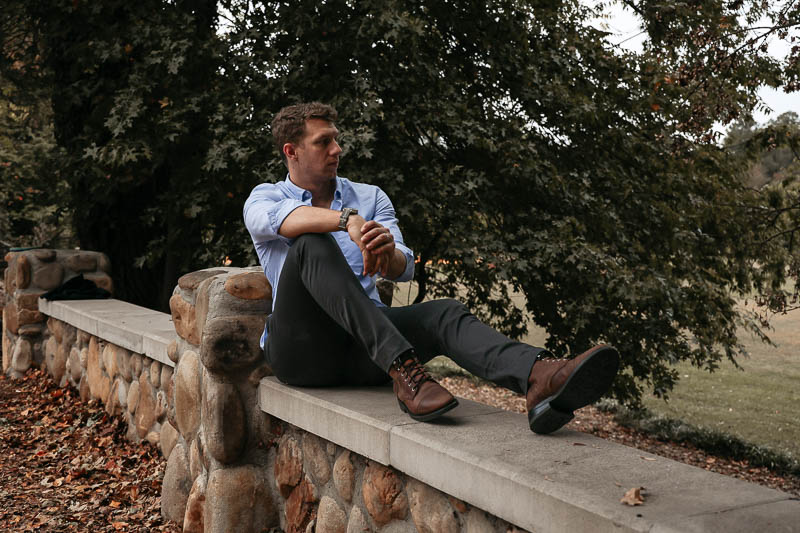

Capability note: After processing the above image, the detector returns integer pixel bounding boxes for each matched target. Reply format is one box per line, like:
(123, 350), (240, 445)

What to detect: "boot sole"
(398, 397), (459, 422)
(528, 345), (619, 435)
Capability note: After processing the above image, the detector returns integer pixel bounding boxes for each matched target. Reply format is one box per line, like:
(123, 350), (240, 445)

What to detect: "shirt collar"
(283, 174), (309, 201)
(283, 174), (343, 204)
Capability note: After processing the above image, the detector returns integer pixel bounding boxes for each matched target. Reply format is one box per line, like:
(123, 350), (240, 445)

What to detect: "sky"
(591, 1), (798, 128)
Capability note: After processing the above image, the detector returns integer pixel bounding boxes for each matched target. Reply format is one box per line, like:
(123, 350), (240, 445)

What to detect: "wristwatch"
(338, 207), (358, 231)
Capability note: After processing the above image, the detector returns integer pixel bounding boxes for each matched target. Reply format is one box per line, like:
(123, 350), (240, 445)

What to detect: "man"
(244, 102), (619, 434)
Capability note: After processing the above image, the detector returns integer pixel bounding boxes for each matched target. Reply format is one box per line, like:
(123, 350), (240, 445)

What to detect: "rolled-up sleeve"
(243, 184), (305, 243)
(373, 188), (415, 282)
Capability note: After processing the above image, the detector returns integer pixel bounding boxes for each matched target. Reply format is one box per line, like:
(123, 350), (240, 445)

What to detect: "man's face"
(290, 118), (342, 182)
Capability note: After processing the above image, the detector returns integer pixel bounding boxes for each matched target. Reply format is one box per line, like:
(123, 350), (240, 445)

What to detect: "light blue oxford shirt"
(243, 175), (416, 348)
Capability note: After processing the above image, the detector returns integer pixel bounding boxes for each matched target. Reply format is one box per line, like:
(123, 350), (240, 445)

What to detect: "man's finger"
(366, 230), (394, 250)
(362, 226), (388, 245)
(370, 243), (394, 255)
(360, 220), (381, 234)
(362, 249), (376, 276)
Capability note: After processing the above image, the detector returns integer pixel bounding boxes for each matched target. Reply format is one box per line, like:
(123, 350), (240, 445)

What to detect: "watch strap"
(338, 207), (358, 231)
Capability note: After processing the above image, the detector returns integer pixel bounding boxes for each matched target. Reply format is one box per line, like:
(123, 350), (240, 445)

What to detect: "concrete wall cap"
(258, 376), (800, 533)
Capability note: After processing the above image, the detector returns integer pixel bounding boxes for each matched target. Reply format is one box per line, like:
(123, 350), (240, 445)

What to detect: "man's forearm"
(279, 207), (406, 279)
(384, 249), (408, 281)
(278, 206), (342, 238)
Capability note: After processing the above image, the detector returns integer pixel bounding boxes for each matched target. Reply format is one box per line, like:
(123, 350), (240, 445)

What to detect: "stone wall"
(6, 255), (800, 532)
(2, 249), (171, 462)
(43, 315), (174, 450)
(166, 267), (522, 533)
(266, 427), (523, 533)
(2, 249), (112, 379)
(3, 255), (526, 532)
(164, 266), (276, 532)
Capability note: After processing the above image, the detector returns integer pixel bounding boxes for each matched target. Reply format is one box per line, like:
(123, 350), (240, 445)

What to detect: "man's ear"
(283, 142), (297, 162)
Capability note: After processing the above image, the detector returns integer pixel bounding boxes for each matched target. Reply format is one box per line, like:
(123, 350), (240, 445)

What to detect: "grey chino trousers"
(264, 233), (544, 395)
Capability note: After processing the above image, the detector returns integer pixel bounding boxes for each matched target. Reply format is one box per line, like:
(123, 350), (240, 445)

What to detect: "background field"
(639, 310), (800, 458)
(393, 282), (800, 458)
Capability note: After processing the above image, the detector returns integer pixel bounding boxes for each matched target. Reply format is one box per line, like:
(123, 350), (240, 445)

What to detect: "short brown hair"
(271, 102), (338, 165)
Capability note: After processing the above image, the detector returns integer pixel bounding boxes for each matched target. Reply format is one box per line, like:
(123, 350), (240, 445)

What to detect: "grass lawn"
(393, 281), (800, 458)
(640, 310), (800, 458)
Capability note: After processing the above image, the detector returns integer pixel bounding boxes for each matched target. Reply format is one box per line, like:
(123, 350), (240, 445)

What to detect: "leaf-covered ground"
(0, 370), (180, 532)
(2, 369), (798, 532)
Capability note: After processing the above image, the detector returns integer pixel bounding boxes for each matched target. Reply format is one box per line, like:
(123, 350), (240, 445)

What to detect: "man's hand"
(361, 220), (396, 276)
(345, 214), (375, 275)
(346, 216), (401, 277)
(277, 206), (407, 278)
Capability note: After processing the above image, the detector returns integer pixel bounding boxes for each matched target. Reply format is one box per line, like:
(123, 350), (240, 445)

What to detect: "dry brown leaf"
(0, 370), (181, 533)
(620, 487), (645, 506)
(640, 456), (657, 461)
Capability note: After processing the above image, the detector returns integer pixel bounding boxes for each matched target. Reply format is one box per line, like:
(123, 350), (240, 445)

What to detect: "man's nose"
(331, 140), (342, 155)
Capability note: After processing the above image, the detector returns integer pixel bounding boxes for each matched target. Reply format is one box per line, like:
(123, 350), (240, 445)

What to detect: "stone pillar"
(2, 249), (112, 380)
(165, 267), (277, 533)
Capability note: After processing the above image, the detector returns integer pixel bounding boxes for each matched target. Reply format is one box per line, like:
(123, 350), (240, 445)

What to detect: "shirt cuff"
(394, 242), (415, 282)
(269, 199), (306, 243)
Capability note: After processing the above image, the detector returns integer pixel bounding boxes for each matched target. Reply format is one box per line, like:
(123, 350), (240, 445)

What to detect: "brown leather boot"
(389, 356), (459, 422)
(526, 345), (619, 434)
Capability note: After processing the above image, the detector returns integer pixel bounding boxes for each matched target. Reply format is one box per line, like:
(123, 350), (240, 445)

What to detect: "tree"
(218, 0), (799, 403)
(726, 112), (799, 188)
(0, 3), (70, 251)
(35, 0), (233, 308)
(2, 0), (798, 404)
(3, 0), (269, 308)
(724, 112), (800, 315)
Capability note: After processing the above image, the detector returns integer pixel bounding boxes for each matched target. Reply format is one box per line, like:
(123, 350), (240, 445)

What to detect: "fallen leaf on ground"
(0, 370), (180, 532)
(620, 487), (645, 506)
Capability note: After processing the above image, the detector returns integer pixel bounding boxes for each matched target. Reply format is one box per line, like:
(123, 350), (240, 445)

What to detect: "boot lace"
(393, 357), (432, 393)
